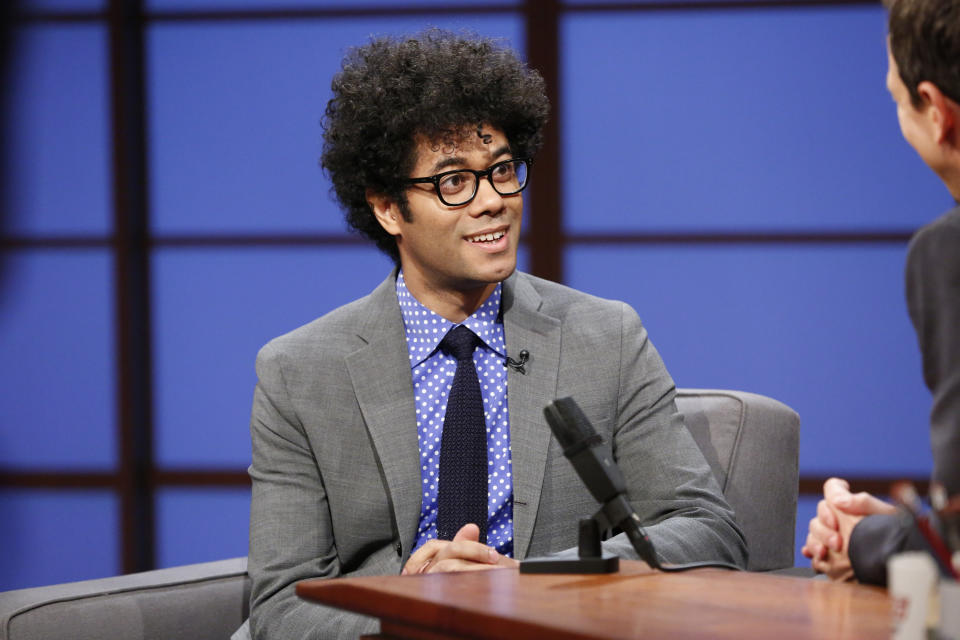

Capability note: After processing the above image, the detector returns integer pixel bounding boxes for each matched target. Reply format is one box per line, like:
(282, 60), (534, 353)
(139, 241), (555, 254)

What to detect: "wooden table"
(296, 561), (891, 639)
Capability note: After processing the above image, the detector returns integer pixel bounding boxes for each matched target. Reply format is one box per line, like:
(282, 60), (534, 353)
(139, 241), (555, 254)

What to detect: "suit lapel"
(502, 273), (561, 559)
(344, 272), (561, 561)
(345, 274), (421, 558)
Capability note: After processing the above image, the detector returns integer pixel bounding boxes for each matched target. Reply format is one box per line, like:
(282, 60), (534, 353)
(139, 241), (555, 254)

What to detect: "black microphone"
(543, 397), (661, 569)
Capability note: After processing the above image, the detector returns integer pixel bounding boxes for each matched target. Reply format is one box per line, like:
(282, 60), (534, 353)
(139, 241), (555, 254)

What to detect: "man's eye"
(438, 173), (470, 194)
(491, 162), (516, 182)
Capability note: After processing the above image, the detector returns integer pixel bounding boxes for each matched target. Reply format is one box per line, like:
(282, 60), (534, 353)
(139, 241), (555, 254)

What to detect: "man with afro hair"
(243, 29), (746, 639)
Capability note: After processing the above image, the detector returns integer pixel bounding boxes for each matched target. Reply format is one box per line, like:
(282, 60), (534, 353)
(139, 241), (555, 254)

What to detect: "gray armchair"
(0, 388), (799, 640)
(675, 388), (800, 571)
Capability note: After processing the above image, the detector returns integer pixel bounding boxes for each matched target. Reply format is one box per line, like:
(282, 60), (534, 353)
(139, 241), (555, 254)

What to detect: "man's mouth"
(468, 230), (506, 244)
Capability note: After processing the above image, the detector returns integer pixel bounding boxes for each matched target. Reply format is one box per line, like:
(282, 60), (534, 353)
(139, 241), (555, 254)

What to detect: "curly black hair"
(321, 29), (550, 263)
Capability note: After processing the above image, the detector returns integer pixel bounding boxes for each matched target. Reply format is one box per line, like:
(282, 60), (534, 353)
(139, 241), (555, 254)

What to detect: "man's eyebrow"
(430, 156), (467, 173)
(429, 145), (514, 174)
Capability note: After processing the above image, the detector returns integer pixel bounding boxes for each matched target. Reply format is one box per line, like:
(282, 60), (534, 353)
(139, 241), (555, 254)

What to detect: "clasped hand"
(801, 477), (896, 581)
(401, 523), (519, 575)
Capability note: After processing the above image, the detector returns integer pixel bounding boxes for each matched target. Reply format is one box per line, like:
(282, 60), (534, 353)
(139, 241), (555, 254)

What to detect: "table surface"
(296, 561), (892, 639)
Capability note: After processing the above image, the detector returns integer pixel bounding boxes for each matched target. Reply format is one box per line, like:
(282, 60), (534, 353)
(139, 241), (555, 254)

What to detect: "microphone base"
(519, 554), (619, 575)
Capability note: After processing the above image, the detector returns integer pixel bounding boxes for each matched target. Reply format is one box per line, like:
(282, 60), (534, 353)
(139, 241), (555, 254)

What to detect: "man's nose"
(466, 177), (506, 217)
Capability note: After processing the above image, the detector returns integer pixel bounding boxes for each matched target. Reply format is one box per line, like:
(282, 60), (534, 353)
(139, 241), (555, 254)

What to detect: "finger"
(431, 539), (501, 567)
(402, 539), (446, 575)
(811, 554), (842, 581)
(812, 559), (841, 580)
(802, 527), (818, 558)
(823, 478), (852, 504)
(809, 515), (842, 552)
(814, 554), (853, 582)
(810, 522), (842, 553)
(811, 553), (838, 576)
(427, 558), (507, 574)
(803, 530), (827, 561)
(811, 555), (827, 575)
(428, 555), (518, 573)
(452, 523), (481, 543)
(817, 499), (839, 531)
(801, 544), (823, 560)
(833, 491), (897, 517)
(403, 525), (496, 575)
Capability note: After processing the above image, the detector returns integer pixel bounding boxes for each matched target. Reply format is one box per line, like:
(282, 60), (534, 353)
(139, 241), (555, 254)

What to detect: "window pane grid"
(3, 1), (938, 589)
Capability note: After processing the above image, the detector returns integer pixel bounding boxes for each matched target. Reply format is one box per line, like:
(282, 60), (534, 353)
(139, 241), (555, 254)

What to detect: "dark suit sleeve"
(855, 210), (960, 587)
(849, 513), (945, 586)
(905, 210), (960, 495)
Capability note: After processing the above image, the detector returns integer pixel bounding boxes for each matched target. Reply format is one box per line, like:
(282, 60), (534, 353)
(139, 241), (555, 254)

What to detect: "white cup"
(888, 551), (938, 640)
(939, 580), (960, 640)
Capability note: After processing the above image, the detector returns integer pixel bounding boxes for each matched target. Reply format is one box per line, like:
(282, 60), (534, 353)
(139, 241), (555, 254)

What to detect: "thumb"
(823, 477), (852, 502)
(832, 491), (896, 516)
(452, 523), (481, 543)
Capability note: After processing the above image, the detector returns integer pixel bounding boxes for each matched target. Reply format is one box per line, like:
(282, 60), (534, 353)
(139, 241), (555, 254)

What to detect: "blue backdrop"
(1, 0), (952, 590)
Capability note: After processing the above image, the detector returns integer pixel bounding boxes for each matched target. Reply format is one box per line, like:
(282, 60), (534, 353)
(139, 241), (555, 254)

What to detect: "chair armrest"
(677, 388), (800, 571)
(0, 557), (249, 640)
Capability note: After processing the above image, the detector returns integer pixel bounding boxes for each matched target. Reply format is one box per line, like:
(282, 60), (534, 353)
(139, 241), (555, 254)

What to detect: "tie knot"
(440, 325), (480, 361)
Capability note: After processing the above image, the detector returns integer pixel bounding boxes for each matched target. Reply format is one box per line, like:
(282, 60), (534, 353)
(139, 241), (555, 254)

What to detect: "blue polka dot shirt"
(396, 271), (514, 557)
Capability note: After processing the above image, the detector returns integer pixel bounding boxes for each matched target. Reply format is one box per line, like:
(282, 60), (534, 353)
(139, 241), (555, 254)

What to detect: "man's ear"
(917, 81), (957, 145)
(366, 188), (402, 236)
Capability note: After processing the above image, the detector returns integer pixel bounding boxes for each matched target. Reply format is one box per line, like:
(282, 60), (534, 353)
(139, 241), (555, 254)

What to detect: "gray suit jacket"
(247, 271), (747, 639)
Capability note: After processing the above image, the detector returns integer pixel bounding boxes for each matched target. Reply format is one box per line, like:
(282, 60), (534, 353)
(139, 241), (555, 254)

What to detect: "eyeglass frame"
(402, 157), (532, 207)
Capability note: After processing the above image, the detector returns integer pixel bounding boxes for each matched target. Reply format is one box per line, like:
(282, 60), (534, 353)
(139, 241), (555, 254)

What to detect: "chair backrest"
(675, 388), (800, 571)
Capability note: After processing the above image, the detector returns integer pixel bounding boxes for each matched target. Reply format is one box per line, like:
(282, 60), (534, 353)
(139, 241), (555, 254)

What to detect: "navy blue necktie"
(436, 325), (488, 544)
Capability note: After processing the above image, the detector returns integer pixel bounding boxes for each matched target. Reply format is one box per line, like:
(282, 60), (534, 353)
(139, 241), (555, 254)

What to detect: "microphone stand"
(519, 516), (620, 574)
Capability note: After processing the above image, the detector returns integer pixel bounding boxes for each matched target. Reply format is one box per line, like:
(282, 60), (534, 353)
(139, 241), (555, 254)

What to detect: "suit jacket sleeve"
(849, 209), (960, 587)
(905, 208), (960, 496)
(849, 513), (943, 586)
(247, 341), (379, 640)
(593, 303), (748, 566)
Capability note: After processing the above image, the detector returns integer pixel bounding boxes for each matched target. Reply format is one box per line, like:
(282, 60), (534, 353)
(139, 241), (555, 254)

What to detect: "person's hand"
(801, 478), (896, 581)
(401, 524), (519, 575)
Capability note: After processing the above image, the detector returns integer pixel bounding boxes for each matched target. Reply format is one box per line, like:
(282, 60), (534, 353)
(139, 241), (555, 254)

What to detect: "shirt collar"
(396, 271), (506, 368)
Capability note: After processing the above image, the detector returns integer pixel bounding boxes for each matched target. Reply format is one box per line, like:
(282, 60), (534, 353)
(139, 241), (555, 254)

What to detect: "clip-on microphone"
(505, 349), (529, 374)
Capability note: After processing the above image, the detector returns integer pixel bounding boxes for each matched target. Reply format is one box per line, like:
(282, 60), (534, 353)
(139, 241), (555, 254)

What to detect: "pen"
(890, 481), (960, 581)
(931, 483), (960, 574)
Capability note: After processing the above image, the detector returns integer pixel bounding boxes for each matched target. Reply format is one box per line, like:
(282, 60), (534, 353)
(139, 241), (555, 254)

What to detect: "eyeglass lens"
(437, 160), (528, 206)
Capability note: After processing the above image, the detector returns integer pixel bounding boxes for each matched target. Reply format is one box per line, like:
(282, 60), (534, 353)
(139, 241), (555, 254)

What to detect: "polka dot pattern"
(396, 272), (514, 557)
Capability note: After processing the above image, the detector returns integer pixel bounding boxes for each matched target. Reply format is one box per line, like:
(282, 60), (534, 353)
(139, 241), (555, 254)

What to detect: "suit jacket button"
(395, 541), (402, 556)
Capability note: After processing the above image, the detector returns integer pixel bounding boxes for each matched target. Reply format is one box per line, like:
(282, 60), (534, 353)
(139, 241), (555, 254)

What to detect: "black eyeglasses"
(403, 158), (531, 207)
